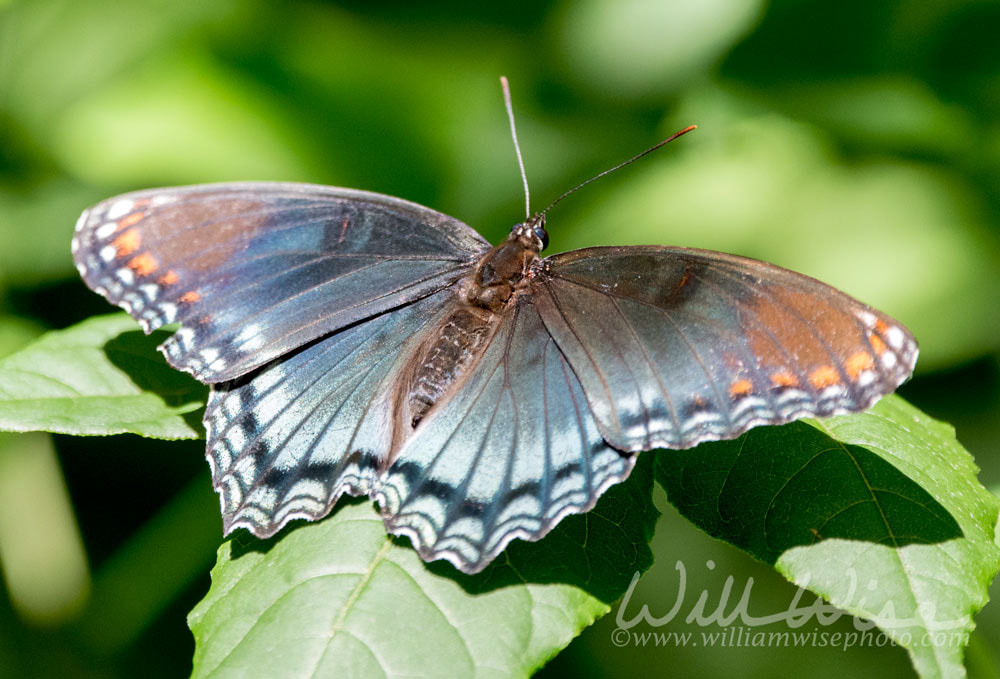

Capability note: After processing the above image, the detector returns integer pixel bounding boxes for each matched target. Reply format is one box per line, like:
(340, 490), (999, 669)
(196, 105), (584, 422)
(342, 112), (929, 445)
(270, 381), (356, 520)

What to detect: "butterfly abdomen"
(402, 232), (542, 430)
(405, 306), (498, 428)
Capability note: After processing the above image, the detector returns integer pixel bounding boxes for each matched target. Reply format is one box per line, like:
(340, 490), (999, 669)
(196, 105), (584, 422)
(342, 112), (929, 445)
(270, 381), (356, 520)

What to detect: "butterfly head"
(509, 213), (548, 252)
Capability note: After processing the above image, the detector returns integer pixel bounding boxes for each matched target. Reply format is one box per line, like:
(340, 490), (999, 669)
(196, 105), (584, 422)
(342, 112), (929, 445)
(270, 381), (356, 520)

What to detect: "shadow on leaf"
(103, 329), (208, 435)
(654, 419), (962, 565)
(226, 495), (371, 560)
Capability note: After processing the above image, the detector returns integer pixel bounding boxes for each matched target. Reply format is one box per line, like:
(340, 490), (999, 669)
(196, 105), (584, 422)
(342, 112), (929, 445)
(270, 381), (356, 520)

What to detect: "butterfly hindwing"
(205, 291), (456, 538)
(532, 246), (918, 451)
(373, 295), (635, 573)
(73, 182), (490, 382)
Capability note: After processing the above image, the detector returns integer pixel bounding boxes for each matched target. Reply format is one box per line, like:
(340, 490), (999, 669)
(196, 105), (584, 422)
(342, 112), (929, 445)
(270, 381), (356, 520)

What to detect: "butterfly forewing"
(373, 295), (635, 573)
(72, 182), (490, 382)
(532, 246), (918, 451)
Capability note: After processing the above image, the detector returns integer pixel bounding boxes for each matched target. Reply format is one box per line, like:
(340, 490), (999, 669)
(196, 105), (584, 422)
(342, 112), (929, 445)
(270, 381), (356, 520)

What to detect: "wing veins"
(214, 333), (381, 469)
(605, 293), (681, 445)
(535, 279), (624, 435)
(202, 267), (464, 365)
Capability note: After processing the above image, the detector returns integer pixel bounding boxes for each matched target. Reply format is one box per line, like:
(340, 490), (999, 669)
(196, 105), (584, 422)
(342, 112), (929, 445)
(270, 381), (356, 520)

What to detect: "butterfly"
(71, 121), (917, 575)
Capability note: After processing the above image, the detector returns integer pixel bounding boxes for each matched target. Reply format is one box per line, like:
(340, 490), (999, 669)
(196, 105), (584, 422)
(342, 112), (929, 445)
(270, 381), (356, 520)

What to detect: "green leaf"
(189, 457), (658, 679)
(0, 314), (205, 439)
(655, 395), (1000, 679)
(0, 314), (43, 360)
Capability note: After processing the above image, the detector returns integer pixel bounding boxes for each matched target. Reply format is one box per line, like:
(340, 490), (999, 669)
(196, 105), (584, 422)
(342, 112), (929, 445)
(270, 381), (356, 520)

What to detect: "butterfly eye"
(532, 224), (549, 250)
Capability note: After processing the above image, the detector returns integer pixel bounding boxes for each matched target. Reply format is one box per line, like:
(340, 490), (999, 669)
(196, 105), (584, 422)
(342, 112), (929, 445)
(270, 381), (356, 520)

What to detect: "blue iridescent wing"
(205, 291), (456, 537)
(373, 295), (634, 574)
(532, 246), (918, 451)
(72, 183), (490, 382)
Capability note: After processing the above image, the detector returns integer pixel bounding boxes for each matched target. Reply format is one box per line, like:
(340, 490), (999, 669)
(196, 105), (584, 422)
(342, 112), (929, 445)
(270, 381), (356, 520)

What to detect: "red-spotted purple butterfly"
(71, 85), (916, 574)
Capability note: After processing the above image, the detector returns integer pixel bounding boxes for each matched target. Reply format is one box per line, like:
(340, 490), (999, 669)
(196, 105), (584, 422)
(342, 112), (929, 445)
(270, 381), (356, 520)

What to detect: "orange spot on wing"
(158, 270), (178, 285)
(729, 379), (753, 397)
(127, 253), (158, 276)
(845, 351), (875, 380)
(118, 211), (145, 229)
(179, 291), (201, 303)
(112, 230), (141, 256)
(809, 366), (840, 388)
(870, 334), (886, 355)
(874, 319), (890, 335)
(770, 372), (798, 387)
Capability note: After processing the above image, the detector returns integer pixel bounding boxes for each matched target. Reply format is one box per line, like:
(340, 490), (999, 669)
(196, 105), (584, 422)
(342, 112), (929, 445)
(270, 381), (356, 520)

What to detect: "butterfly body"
(73, 181), (917, 573)
(403, 303), (497, 430)
(400, 219), (545, 433)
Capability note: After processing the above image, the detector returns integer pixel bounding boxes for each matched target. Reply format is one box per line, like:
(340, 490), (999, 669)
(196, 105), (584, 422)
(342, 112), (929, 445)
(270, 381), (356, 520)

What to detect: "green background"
(1, 0), (999, 676)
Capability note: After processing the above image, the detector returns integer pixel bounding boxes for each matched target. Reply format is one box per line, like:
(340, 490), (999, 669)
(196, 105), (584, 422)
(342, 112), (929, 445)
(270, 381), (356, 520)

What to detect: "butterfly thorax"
(466, 225), (542, 312)
(400, 228), (541, 433)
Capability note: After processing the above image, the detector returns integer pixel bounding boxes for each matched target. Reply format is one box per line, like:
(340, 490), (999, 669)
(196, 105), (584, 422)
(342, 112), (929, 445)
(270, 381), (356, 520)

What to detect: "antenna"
(500, 76), (531, 219)
(540, 124), (697, 216)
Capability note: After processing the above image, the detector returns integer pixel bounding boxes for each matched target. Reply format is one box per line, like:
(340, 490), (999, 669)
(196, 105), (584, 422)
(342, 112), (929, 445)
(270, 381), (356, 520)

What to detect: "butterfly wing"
(532, 246), (918, 451)
(72, 182), (490, 382)
(205, 290), (456, 538)
(373, 295), (634, 574)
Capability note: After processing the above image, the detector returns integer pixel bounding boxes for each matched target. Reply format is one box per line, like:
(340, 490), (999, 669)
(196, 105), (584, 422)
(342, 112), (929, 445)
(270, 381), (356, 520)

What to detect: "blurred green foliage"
(1, 0), (998, 677)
